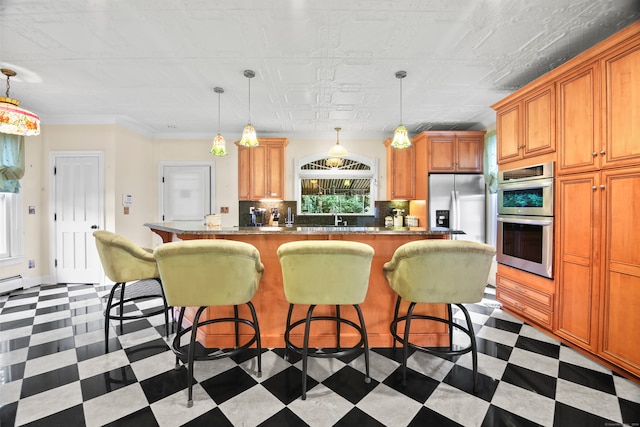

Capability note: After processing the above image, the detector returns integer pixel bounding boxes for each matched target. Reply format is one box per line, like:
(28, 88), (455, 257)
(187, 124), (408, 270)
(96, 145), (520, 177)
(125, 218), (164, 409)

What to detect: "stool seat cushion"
(277, 240), (374, 305)
(383, 240), (495, 304)
(93, 230), (159, 283)
(153, 239), (264, 307)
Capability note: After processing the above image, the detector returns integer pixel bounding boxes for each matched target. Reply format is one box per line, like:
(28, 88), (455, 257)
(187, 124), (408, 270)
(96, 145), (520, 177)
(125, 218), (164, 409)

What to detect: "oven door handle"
(497, 216), (553, 226)
(498, 180), (553, 191)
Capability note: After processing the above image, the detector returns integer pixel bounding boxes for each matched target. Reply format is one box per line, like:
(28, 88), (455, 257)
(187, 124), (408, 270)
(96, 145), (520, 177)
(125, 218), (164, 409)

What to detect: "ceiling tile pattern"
(1, 0), (638, 139)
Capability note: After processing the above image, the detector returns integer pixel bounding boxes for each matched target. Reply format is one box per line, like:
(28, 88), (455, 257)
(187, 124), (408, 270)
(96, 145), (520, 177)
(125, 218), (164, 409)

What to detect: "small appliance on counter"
(392, 209), (404, 227)
(251, 208), (267, 226)
(405, 215), (418, 227)
(269, 208), (280, 226)
(205, 214), (222, 229)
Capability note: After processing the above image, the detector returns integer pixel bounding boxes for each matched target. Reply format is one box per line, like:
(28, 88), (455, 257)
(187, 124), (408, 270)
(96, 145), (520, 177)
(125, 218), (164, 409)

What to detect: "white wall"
(7, 125), (389, 283)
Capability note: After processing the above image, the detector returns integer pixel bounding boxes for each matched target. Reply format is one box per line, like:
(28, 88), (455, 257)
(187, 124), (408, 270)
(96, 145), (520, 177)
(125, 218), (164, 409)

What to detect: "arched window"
(294, 153), (378, 216)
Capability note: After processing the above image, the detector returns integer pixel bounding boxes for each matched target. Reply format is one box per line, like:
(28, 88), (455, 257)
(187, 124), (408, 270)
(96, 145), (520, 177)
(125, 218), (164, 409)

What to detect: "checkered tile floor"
(1, 283), (639, 426)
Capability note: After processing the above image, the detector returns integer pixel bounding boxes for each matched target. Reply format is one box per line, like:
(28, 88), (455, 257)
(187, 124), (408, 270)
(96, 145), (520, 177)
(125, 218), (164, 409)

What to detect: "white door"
(160, 164), (213, 221)
(52, 153), (104, 284)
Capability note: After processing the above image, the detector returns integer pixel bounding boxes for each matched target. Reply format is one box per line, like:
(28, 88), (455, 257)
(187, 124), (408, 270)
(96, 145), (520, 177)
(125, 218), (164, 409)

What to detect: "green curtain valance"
(0, 133), (25, 193)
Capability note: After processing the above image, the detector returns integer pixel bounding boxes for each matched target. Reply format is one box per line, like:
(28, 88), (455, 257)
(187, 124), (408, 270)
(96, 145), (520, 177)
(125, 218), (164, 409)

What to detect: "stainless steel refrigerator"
(428, 174), (486, 243)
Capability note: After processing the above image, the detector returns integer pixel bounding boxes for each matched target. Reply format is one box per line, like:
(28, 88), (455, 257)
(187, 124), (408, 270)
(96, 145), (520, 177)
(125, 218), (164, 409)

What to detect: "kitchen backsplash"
(238, 200), (411, 227)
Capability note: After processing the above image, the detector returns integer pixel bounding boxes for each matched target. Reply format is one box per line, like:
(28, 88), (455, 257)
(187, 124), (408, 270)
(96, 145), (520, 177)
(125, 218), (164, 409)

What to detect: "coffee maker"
(251, 208), (267, 226)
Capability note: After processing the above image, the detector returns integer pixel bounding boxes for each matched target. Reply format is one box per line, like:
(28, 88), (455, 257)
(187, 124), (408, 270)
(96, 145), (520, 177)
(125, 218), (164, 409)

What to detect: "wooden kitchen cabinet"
(555, 172), (600, 351)
(598, 166), (640, 377)
(555, 167), (640, 377)
(496, 265), (555, 330)
(237, 138), (288, 200)
(494, 84), (555, 165)
(600, 36), (640, 170)
(384, 138), (415, 200)
(427, 131), (485, 173)
(557, 62), (600, 174)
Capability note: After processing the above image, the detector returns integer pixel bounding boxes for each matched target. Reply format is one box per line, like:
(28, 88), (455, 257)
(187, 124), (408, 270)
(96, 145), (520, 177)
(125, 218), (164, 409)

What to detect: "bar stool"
(383, 239), (495, 392)
(277, 240), (375, 400)
(93, 230), (170, 351)
(153, 239), (263, 407)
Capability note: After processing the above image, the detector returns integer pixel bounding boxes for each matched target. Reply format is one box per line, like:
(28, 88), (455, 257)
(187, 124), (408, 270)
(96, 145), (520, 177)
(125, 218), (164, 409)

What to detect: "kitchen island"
(145, 221), (463, 348)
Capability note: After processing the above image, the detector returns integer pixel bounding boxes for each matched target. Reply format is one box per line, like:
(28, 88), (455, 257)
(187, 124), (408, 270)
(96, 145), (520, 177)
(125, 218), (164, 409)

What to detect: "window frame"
(294, 152), (378, 216)
(0, 190), (24, 267)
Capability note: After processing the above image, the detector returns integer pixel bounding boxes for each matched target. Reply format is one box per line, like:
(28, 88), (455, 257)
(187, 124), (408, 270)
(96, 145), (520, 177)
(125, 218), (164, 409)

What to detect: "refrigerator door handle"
(451, 190), (459, 233)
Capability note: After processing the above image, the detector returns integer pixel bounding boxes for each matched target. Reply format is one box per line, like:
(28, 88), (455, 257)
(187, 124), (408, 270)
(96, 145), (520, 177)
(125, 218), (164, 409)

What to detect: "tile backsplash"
(238, 200), (410, 227)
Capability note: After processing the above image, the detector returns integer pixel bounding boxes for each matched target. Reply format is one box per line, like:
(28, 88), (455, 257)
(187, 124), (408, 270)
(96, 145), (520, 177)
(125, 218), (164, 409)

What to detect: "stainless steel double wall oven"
(497, 162), (554, 278)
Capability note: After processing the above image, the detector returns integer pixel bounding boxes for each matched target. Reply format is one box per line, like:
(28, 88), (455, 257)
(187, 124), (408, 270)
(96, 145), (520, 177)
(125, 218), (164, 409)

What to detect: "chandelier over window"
(391, 70), (411, 149)
(239, 70), (259, 147)
(210, 87), (227, 157)
(0, 69), (40, 136)
(326, 127), (348, 167)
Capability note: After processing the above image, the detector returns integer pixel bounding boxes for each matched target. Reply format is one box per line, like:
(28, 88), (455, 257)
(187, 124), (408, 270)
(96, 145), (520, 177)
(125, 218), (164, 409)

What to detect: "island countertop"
(144, 221), (464, 237)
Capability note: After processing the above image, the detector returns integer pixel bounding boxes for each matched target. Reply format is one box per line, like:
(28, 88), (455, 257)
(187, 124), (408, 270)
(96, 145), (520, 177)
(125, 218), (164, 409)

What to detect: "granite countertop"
(144, 221), (465, 236)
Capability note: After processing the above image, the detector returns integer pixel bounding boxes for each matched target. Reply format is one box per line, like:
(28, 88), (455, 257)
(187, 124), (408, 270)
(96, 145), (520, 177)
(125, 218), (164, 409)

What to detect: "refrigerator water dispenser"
(436, 210), (450, 228)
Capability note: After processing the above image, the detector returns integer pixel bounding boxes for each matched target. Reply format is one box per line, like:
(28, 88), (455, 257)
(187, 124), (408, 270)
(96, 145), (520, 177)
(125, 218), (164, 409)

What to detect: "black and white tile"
(1, 283), (639, 426)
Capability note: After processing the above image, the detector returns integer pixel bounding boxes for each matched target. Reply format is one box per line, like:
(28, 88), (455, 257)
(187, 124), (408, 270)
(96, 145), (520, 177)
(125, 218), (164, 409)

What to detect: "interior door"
(53, 153), (104, 284)
(161, 164), (213, 221)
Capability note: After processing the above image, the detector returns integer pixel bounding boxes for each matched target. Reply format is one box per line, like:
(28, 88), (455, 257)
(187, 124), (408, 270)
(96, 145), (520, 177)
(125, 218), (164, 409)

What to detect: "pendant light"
(0, 69), (40, 136)
(326, 127), (347, 168)
(210, 87), (227, 156)
(391, 70), (411, 149)
(239, 69), (259, 147)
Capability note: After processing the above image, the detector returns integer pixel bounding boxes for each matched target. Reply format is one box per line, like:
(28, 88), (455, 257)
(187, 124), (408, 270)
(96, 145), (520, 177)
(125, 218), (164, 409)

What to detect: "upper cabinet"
(427, 131), (485, 173)
(384, 138), (415, 200)
(237, 138), (288, 200)
(494, 83), (556, 165)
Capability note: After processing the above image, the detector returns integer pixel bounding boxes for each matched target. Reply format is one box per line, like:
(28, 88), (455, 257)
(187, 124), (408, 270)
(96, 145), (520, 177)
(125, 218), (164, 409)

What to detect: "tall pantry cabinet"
(556, 29), (640, 377)
(493, 21), (640, 381)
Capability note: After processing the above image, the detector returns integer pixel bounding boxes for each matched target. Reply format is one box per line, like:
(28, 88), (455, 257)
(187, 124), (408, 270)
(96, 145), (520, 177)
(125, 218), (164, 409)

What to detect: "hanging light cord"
(5, 73), (11, 97)
(399, 77), (403, 124)
(217, 91), (222, 132)
(247, 76), (252, 122)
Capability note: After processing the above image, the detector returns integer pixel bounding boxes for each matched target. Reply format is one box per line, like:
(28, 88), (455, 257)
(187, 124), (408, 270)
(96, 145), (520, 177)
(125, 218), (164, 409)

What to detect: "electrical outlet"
(28, 259), (35, 268)
(220, 206), (229, 214)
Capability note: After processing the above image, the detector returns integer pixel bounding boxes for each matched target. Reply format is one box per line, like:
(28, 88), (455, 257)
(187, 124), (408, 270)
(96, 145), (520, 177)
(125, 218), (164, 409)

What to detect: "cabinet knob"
(592, 186), (597, 190)
(600, 150), (606, 155)
(592, 152), (597, 157)
(600, 184), (605, 190)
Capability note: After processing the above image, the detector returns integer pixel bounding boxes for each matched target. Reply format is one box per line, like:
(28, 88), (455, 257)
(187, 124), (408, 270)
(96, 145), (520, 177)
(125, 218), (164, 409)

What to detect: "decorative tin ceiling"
(1, 1), (638, 140)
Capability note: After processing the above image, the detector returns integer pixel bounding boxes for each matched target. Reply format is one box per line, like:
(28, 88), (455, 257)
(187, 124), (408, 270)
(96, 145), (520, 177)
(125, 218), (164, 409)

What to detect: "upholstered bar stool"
(153, 239), (264, 407)
(383, 239), (495, 392)
(277, 240), (375, 400)
(93, 230), (170, 351)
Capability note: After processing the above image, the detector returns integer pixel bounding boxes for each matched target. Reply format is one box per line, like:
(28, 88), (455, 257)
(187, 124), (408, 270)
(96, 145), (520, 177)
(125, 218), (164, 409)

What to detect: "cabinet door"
(497, 103), (521, 164)
(266, 143), (285, 198)
(250, 145), (268, 199)
(557, 63), (600, 174)
(456, 136), (484, 172)
(386, 144), (415, 199)
(237, 147), (252, 200)
(428, 136), (456, 172)
(523, 85), (555, 157)
(555, 173), (600, 351)
(599, 167), (640, 375)
(601, 40), (640, 169)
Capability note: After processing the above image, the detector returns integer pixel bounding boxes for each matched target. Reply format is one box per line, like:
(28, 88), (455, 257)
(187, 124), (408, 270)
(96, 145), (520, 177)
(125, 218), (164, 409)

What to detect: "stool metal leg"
(174, 307), (186, 370)
(301, 304), (316, 400)
(402, 302), (417, 387)
(354, 304), (371, 383)
(187, 306), (206, 408)
(246, 301), (262, 377)
(457, 303), (479, 393)
(447, 303), (454, 349)
(284, 304), (295, 361)
(335, 305), (341, 350)
(391, 295), (402, 352)
(233, 305), (240, 349)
